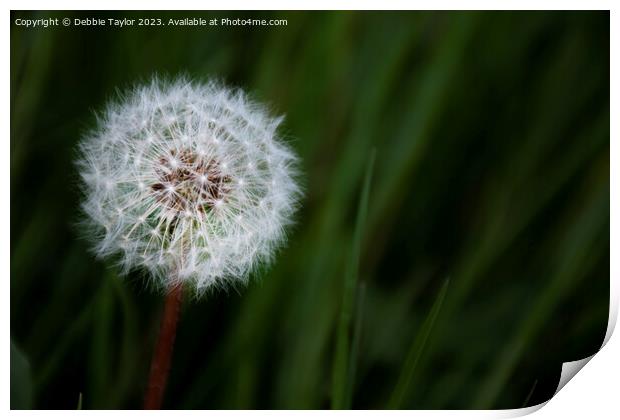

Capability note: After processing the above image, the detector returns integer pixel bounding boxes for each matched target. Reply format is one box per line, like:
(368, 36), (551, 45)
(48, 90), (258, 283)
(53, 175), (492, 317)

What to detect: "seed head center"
(151, 149), (231, 214)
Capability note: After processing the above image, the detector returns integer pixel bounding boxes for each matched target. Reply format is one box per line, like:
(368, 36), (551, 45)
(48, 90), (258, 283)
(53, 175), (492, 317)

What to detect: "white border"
(5, 2), (617, 419)
(0, 1), (617, 11)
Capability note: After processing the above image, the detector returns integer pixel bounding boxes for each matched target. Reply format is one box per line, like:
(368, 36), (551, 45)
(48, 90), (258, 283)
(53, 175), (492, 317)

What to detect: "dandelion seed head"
(77, 76), (301, 295)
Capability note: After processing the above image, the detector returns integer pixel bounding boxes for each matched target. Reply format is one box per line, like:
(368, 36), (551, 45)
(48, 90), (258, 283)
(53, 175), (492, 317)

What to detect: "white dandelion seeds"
(77, 76), (301, 295)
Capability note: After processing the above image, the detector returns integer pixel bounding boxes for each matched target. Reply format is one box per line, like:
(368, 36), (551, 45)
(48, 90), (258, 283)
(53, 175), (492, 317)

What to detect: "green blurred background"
(10, 10), (609, 410)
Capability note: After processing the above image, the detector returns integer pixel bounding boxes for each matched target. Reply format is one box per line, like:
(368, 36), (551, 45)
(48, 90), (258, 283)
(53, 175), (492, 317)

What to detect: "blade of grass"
(332, 149), (375, 409)
(402, 110), (608, 400)
(387, 278), (450, 409)
(521, 380), (538, 408)
(345, 282), (367, 408)
(275, 16), (423, 407)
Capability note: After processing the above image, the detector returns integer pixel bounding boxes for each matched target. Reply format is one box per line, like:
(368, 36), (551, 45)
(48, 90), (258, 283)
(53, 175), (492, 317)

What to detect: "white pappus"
(77, 76), (301, 295)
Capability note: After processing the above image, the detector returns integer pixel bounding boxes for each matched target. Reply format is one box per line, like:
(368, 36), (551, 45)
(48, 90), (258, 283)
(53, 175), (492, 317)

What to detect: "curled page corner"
(505, 292), (617, 417)
(552, 292), (617, 397)
(554, 355), (595, 395)
(500, 401), (548, 418)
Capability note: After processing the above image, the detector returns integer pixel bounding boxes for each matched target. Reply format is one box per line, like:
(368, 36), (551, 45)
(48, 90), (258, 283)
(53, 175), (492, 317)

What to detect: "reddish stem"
(144, 284), (184, 409)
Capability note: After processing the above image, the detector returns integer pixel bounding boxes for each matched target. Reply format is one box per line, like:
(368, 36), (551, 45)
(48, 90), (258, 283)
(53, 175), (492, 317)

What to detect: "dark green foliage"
(11, 340), (33, 409)
(10, 11), (609, 409)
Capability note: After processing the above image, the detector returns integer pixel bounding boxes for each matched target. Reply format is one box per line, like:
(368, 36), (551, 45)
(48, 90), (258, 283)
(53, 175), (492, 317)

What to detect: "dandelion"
(76, 76), (300, 408)
(77, 77), (300, 293)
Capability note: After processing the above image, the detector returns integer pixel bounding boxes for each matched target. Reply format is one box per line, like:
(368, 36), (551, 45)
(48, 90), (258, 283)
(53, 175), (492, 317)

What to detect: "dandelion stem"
(144, 283), (184, 409)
